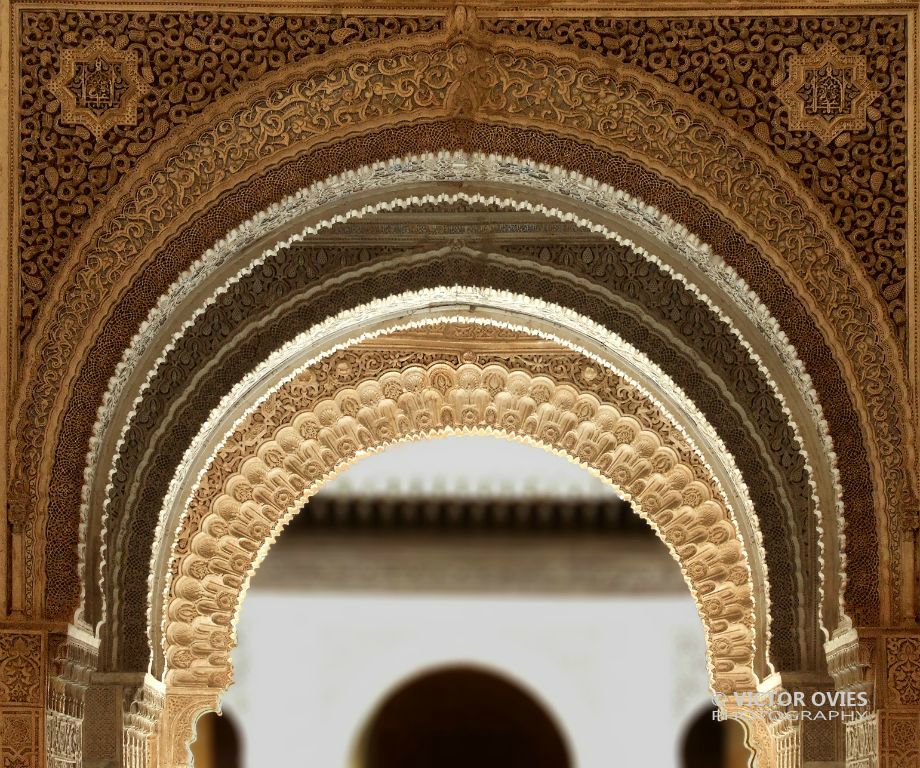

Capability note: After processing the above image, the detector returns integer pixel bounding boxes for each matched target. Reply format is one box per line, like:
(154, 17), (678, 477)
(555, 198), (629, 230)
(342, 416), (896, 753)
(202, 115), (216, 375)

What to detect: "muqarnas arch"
(152, 320), (757, 764)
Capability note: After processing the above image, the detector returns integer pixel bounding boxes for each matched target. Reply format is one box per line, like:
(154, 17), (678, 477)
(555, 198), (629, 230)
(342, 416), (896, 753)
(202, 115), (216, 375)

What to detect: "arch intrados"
(171, 421), (752, 694)
(144, 296), (773, 678)
(85, 258), (814, 672)
(81, 176), (813, 610)
(84, 174), (836, 641)
(158, 323), (759, 696)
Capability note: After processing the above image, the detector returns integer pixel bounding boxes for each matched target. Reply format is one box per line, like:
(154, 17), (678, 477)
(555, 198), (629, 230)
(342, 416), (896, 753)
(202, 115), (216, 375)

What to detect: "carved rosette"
(775, 42), (881, 143)
(48, 37), (149, 139)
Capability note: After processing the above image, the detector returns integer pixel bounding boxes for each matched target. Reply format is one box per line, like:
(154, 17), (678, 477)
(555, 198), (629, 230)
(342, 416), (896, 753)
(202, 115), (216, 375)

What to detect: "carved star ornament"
(776, 41), (881, 143)
(49, 37), (149, 140)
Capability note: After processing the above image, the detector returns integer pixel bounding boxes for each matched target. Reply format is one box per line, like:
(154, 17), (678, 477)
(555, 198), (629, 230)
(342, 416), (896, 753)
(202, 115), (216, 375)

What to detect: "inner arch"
(146, 305), (769, 680)
(158, 324), (757, 700)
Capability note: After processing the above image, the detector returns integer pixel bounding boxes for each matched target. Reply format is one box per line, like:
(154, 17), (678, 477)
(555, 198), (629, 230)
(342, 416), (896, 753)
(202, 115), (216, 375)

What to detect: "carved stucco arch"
(144, 295), (771, 680)
(11, 21), (907, 630)
(82, 191), (829, 675)
(160, 336), (757, 700)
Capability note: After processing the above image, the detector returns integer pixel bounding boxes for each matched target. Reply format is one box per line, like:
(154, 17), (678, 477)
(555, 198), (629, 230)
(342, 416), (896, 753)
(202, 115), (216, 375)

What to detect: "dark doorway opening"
(359, 666), (571, 768)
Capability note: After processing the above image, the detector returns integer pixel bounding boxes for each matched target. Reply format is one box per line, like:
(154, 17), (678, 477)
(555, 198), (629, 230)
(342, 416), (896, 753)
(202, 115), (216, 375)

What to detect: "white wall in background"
(220, 592), (711, 768)
(318, 435), (621, 500)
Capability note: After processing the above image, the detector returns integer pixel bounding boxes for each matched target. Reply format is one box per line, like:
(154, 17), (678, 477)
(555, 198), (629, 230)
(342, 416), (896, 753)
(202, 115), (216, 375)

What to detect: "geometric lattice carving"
(776, 42), (881, 143)
(48, 37), (149, 140)
(163, 337), (757, 695)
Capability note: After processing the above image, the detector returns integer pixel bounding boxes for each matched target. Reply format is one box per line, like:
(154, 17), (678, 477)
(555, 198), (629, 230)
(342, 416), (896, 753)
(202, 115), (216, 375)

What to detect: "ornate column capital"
(826, 629), (878, 696)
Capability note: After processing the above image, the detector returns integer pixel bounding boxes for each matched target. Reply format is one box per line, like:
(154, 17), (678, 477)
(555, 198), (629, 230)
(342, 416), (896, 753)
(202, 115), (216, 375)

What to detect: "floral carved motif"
(163, 338), (756, 694)
(0, 711), (38, 768)
(14, 29), (908, 636)
(887, 636), (920, 706)
(776, 42), (881, 143)
(47, 37), (150, 140)
(0, 633), (42, 705)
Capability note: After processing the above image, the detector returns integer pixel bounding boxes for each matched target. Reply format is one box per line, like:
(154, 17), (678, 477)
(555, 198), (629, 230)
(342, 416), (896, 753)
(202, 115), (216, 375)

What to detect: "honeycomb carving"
(163, 341), (757, 694)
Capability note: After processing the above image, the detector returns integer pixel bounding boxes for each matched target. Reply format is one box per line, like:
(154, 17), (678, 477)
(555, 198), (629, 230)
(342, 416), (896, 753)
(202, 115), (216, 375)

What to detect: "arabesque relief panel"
(1, 3), (918, 766)
(10, 21), (910, 631)
(16, 10), (908, 344)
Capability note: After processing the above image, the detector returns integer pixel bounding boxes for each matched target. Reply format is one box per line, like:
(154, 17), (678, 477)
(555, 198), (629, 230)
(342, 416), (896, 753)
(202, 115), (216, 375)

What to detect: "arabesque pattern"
(13, 28), (908, 630)
(164, 342), (757, 694)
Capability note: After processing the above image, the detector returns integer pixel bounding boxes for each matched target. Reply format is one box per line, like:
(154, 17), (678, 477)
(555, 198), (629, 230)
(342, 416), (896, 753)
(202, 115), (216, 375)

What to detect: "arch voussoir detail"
(163, 349), (756, 696)
(14, 27), (906, 628)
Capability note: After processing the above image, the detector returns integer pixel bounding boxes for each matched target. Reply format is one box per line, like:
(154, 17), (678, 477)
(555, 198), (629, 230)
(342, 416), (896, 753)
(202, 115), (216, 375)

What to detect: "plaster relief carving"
(161, 331), (757, 696)
(776, 42), (881, 143)
(92, 230), (818, 673)
(14, 29), (906, 634)
(48, 37), (150, 140)
(887, 636), (920, 706)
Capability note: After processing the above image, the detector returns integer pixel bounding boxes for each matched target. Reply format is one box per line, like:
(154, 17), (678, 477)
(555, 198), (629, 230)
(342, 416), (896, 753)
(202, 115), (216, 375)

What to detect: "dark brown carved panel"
(18, 11), (443, 342)
(483, 15), (908, 344)
(18, 13), (907, 346)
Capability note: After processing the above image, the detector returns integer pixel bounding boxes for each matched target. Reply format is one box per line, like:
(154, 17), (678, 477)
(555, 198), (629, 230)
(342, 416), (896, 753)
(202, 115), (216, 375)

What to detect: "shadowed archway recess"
(9, 10), (911, 643)
(93, 222), (822, 680)
(151, 322), (758, 765)
(355, 665), (573, 768)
